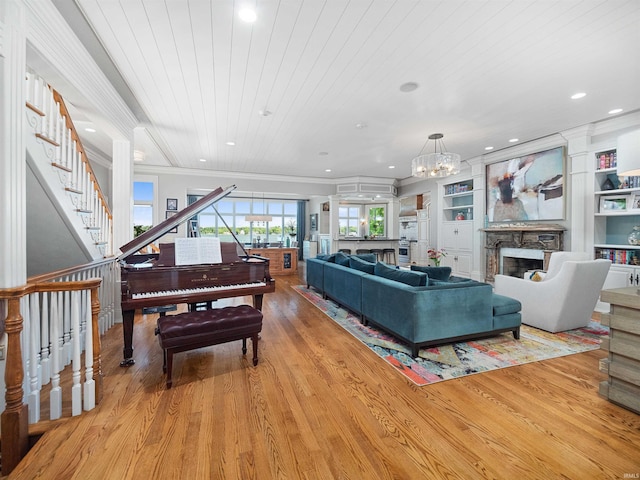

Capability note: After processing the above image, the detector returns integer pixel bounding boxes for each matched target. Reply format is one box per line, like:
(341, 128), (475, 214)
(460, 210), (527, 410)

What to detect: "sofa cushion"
(374, 262), (427, 287)
(492, 293), (522, 316)
(353, 253), (377, 263)
(315, 254), (331, 261)
(349, 256), (376, 274)
(410, 265), (452, 281)
(334, 252), (351, 266)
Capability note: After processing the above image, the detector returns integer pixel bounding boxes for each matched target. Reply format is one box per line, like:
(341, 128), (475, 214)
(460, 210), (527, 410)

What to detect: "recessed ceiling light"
(485, 146), (494, 151)
(571, 92), (586, 99)
(199, 158), (207, 162)
(84, 127), (96, 133)
(325, 169), (331, 172)
(226, 141), (235, 146)
(608, 108), (623, 115)
(355, 122), (367, 129)
(399, 82), (419, 93)
(258, 109), (272, 117)
(238, 7), (257, 23)
(319, 151), (329, 156)
(509, 138), (519, 143)
(388, 165), (395, 169)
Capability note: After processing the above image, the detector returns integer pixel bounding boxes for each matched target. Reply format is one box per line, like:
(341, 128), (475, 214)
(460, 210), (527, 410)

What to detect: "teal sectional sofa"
(306, 253), (521, 357)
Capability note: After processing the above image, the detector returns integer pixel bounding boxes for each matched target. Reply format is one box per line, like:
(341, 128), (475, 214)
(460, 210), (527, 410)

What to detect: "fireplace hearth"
(482, 224), (565, 282)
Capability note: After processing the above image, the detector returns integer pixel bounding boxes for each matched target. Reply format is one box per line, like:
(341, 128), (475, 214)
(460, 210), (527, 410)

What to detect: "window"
(338, 204), (386, 237)
(133, 181), (154, 237)
(188, 195), (299, 245)
(338, 206), (361, 236)
(367, 205), (386, 237)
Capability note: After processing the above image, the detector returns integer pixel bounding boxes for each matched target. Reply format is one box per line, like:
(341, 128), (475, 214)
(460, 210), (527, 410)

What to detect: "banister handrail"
(27, 256), (116, 284)
(52, 90), (112, 220)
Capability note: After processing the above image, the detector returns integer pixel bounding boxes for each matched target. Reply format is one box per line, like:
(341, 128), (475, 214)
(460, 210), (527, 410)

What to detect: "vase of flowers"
(427, 248), (446, 267)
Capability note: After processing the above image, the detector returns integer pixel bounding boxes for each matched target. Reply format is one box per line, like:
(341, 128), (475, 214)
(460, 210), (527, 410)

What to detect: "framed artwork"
(600, 195), (631, 212)
(633, 194), (640, 210)
(310, 213), (318, 231)
(486, 146), (565, 223)
(165, 210), (178, 233)
(166, 198), (178, 211)
(322, 202), (330, 212)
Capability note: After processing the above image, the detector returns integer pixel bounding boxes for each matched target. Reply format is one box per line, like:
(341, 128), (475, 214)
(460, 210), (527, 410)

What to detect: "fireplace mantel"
(482, 224), (565, 282)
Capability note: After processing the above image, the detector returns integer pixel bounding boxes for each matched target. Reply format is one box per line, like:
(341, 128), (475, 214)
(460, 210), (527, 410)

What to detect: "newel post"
(1, 297), (29, 476)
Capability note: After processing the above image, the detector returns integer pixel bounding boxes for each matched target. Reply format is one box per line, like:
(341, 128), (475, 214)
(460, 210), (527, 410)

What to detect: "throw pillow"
(334, 251), (351, 266)
(349, 256), (376, 274)
(353, 253), (377, 263)
(374, 262), (428, 287)
(410, 265), (452, 281)
(530, 271), (543, 282)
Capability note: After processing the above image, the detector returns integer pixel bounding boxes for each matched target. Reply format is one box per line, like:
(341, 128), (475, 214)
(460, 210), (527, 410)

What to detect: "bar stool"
(355, 249), (371, 255)
(338, 248), (352, 254)
(382, 248), (397, 265)
(370, 249), (384, 262)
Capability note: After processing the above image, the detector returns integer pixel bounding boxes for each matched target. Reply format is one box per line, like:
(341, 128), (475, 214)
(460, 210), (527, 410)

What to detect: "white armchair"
(494, 259), (611, 332)
(525, 251), (591, 281)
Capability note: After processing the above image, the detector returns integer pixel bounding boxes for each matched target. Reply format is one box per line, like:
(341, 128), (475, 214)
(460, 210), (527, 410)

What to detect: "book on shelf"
(596, 248), (639, 266)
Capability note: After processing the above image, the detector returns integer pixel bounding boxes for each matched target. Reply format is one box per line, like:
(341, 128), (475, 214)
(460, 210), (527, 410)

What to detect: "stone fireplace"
(482, 224), (565, 282)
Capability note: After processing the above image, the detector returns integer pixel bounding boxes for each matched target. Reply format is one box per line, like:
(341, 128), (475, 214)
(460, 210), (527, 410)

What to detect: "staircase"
(24, 70), (113, 262)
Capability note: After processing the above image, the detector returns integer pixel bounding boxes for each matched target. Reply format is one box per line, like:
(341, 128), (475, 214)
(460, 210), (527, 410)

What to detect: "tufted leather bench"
(155, 304), (263, 388)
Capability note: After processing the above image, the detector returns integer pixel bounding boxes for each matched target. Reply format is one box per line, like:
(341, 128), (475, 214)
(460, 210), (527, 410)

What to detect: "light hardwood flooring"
(8, 268), (640, 479)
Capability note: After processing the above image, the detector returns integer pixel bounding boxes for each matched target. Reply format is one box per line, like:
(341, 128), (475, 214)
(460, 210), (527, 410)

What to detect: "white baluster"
(33, 76), (41, 109)
(83, 288), (95, 411)
(50, 292), (62, 420)
(25, 71), (33, 104)
(55, 106), (62, 157)
(71, 291), (82, 416)
(63, 289), (72, 366)
(40, 292), (51, 386)
(28, 293), (41, 423)
(48, 89), (55, 139)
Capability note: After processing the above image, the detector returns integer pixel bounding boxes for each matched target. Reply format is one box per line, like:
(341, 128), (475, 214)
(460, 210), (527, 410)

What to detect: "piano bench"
(155, 305), (263, 389)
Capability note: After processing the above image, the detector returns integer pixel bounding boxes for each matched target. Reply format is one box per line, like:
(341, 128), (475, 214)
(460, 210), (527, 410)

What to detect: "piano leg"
(120, 309), (136, 367)
(253, 294), (264, 311)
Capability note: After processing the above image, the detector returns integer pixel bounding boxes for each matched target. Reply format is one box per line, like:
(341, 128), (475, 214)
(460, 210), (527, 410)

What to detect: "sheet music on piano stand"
(174, 237), (222, 265)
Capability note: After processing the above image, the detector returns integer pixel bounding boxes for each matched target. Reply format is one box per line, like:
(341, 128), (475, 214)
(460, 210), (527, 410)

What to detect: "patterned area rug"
(292, 285), (608, 386)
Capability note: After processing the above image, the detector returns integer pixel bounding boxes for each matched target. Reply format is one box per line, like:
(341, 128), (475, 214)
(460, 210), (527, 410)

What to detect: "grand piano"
(118, 185), (275, 366)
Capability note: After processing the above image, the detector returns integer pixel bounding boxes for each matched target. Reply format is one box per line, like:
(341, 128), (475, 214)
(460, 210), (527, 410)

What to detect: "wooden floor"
(9, 268), (640, 479)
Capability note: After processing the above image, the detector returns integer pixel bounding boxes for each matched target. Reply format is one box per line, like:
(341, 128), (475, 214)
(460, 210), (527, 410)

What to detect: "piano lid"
(118, 184), (237, 261)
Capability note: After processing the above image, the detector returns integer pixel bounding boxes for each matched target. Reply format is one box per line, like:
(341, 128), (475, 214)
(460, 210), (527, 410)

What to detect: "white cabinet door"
(442, 221), (472, 251)
(595, 265), (640, 312)
(441, 252), (471, 277)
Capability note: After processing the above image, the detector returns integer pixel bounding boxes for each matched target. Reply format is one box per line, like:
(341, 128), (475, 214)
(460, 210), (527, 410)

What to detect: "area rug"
(292, 285), (608, 386)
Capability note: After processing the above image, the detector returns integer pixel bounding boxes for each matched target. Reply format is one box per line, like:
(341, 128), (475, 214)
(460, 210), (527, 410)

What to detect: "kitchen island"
(333, 238), (400, 264)
(245, 247), (298, 275)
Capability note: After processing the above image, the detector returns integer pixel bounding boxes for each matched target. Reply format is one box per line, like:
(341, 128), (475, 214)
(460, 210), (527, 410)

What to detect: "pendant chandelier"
(245, 193), (272, 222)
(411, 133), (461, 178)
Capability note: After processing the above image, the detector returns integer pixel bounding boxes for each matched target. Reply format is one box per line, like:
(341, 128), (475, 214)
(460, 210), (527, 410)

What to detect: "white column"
(562, 124), (594, 252)
(468, 156), (484, 281)
(0, 0), (27, 288)
(112, 139), (133, 251)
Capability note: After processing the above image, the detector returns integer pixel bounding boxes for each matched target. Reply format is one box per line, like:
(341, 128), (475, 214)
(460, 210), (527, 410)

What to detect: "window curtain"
(296, 201), (306, 260)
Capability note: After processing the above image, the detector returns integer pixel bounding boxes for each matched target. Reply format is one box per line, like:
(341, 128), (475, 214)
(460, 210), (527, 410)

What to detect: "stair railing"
(0, 267), (106, 476)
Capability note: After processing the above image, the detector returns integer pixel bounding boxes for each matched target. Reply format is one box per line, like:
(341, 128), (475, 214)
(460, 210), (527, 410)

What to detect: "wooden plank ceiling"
(70, 0), (640, 180)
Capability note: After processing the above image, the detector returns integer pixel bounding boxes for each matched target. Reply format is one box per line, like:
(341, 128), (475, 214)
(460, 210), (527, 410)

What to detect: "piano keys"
(118, 185), (275, 366)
